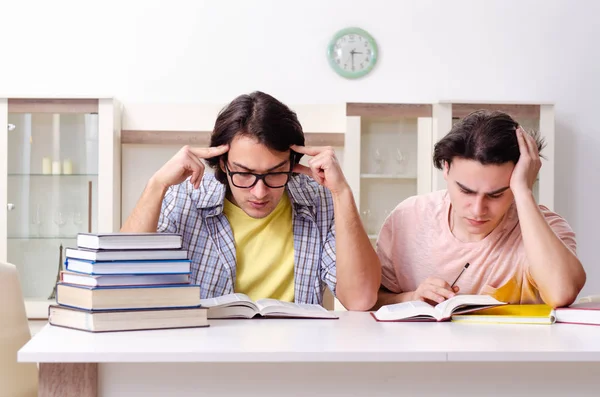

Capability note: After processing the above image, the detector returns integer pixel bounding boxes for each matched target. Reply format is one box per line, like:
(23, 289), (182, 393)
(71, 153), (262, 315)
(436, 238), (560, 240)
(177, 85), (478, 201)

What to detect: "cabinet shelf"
(8, 236), (77, 240)
(8, 173), (98, 177)
(361, 174), (417, 179)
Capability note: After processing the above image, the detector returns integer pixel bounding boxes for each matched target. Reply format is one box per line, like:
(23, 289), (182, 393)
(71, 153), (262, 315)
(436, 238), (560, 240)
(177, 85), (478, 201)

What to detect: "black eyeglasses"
(225, 162), (292, 189)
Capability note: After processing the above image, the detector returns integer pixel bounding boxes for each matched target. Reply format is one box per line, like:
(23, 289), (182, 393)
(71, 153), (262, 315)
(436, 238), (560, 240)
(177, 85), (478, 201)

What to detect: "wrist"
(512, 187), (535, 203)
(398, 291), (415, 303)
(148, 175), (170, 196)
(330, 183), (353, 199)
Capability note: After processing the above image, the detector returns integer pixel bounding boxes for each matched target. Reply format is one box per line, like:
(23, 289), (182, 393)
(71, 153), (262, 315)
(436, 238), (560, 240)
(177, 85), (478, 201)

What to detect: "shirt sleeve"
(157, 185), (179, 234)
(376, 214), (402, 293)
(543, 208), (577, 254)
(320, 223), (337, 296)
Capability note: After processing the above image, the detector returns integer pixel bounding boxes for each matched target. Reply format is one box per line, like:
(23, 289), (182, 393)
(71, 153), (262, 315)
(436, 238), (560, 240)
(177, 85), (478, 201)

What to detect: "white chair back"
(0, 261), (38, 397)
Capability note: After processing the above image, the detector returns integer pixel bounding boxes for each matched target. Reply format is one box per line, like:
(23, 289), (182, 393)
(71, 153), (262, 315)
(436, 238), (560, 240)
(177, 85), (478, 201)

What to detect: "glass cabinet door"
(6, 110), (99, 317)
(344, 104), (434, 245)
(358, 116), (432, 242)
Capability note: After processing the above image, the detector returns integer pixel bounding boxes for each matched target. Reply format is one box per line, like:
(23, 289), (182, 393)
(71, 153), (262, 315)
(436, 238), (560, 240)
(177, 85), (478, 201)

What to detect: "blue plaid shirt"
(157, 173), (337, 304)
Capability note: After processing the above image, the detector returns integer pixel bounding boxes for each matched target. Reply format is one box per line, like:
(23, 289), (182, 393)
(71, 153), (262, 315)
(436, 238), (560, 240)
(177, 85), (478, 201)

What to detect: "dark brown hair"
(205, 91), (305, 184)
(433, 110), (545, 170)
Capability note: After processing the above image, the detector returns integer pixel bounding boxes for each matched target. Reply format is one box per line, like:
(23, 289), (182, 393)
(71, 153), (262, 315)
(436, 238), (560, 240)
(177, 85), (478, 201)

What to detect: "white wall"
(2, 0), (599, 296)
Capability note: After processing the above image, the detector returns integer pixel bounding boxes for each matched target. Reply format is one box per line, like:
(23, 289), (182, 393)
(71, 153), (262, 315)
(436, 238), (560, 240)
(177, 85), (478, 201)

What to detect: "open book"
(372, 294), (506, 322)
(199, 293), (338, 319)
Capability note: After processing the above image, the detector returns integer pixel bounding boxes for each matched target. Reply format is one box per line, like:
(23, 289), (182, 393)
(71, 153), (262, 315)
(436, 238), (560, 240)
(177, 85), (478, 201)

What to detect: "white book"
(199, 293), (338, 319)
(372, 294), (506, 322)
(65, 247), (188, 261)
(77, 233), (182, 250)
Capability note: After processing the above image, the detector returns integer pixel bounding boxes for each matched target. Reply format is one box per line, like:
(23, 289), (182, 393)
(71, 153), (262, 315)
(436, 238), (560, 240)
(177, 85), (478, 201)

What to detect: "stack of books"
(48, 232), (208, 332)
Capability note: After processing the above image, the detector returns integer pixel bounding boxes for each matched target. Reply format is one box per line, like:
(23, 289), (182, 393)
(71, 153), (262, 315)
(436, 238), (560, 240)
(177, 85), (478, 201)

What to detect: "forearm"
(372, 288), (414, 310)
(515, 190), (586, 307)
(332, 188), (381, 311)
(121, 177), (168, 233)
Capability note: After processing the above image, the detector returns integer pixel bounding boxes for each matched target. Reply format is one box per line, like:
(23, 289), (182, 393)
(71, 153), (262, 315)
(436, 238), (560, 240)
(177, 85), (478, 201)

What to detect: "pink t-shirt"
(377, 190), (577, 304)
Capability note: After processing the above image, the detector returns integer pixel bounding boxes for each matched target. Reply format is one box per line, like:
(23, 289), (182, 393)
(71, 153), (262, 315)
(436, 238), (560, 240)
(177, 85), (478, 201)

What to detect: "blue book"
(65, 258), (191, 275)
(65, 247), (189, 262)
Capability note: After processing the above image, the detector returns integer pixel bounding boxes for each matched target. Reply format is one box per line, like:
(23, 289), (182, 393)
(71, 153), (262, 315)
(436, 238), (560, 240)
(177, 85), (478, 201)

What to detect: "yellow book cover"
(451, 304), (556, 325)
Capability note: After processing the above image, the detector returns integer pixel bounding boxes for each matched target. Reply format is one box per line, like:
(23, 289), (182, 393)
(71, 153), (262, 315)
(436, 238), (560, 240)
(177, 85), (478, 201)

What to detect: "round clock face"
(327, 27), (378, 79)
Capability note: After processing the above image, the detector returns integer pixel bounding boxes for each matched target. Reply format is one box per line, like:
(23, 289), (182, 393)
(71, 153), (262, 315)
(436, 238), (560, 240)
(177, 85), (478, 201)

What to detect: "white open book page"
(255, 299), (332, 316)
(199, 294), (258, 319)
(435, 294), (505, 318)
(374, 295), (505, 321)
(374, 301), (439, 321)
(199, 294), (337, 318)
(199, 293), (256, 309)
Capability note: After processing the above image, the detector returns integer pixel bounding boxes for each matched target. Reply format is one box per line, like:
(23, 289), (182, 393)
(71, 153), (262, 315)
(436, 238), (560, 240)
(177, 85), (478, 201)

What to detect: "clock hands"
(349, 49), (364, 70)
(344, 48), (367, 71)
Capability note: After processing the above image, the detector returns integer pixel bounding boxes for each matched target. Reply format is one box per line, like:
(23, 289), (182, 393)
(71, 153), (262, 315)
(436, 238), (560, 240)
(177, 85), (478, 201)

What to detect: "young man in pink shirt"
(375, 110), (586, 309)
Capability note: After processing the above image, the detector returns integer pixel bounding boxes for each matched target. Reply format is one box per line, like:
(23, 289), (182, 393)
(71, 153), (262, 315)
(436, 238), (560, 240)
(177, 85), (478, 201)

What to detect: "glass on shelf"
(72, 211), (83, 231)
(372, 148), (386, 174)
(53, 211), (66, 230)
(30, 203), (43, 237)
(394, 149), (408, 175)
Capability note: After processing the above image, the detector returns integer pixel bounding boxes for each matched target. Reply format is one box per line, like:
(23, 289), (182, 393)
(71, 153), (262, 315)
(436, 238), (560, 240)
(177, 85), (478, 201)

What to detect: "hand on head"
(153, 145), (229, 190)
(290, 145), (349, 195)
(510, 127), (541, 196)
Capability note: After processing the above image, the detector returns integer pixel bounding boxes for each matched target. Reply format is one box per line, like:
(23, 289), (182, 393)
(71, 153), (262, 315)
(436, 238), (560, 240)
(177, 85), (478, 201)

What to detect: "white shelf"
(360, 174), (417, 179)
(8, 236), (77, 240)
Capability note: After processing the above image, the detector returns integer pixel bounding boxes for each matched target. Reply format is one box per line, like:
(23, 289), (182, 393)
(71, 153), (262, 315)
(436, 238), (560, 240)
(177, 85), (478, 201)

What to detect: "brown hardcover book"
(56, 283), (201, 311)
(49, 305), (208, 333)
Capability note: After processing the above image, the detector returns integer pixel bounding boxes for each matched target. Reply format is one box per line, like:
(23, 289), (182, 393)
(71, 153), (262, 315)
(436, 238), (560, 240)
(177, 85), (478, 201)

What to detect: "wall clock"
(327, 27), (378, 79)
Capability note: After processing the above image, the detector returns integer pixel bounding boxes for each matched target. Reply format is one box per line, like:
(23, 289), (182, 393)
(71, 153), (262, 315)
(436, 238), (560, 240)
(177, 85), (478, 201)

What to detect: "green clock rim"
(327, 27), (378, 79)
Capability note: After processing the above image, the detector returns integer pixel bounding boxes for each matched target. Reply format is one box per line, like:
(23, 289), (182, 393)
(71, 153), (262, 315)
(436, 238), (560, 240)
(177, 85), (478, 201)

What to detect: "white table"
(19, 311), (600, 396)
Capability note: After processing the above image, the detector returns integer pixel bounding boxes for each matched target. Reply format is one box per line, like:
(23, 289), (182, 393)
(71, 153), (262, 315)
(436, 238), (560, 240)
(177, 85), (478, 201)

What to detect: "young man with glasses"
(122, 92), (380, 310)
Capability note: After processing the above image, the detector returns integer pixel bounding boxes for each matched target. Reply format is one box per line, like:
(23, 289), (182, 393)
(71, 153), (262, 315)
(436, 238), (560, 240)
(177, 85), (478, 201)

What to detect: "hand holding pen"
(450, 263), (470, 289)
(411, 263), (469, 305)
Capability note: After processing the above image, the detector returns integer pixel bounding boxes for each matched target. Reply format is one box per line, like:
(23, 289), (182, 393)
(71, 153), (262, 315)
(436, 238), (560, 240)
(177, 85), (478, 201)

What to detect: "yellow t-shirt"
(223, 194), (295, 302)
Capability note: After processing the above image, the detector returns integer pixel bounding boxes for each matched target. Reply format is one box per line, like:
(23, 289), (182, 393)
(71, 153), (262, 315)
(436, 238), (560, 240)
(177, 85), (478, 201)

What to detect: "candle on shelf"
(63, 159), (73, 175)
(42, 157), (52, 175)
(52, 160), (61, 175)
